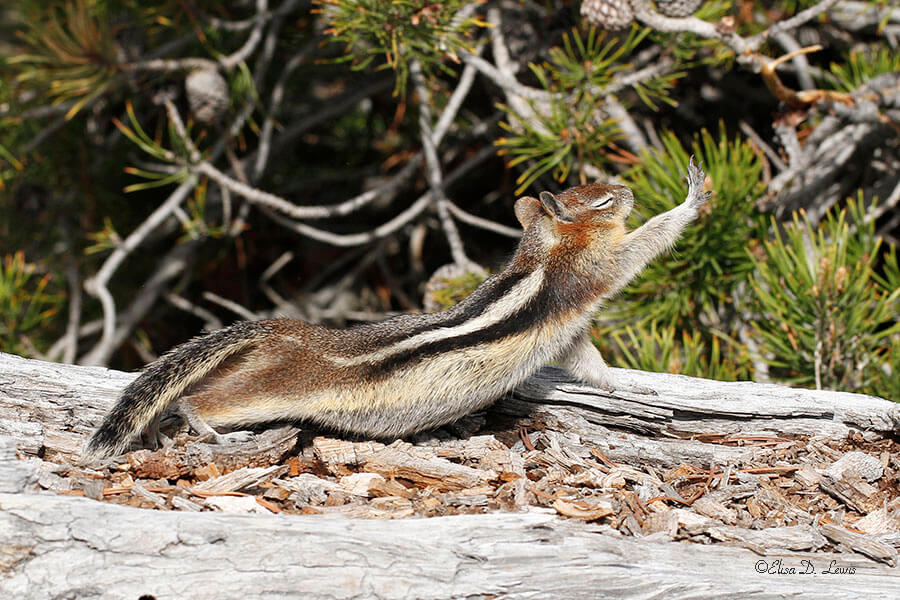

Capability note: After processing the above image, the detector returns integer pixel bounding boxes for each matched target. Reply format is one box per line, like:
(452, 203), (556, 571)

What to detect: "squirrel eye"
(592, 195), (613, 209)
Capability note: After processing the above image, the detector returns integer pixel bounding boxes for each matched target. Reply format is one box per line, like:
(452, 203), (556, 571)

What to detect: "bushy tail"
(84, 320), (272, 458)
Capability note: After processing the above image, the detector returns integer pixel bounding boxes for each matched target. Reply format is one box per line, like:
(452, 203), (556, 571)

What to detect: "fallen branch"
(1, 352), (898, 598)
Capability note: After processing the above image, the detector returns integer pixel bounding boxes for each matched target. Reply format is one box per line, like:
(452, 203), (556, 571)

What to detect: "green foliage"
(0, 79), (22, 189)
(649, 1), (734, 66)
(829, 45), (900, 92)
(866, 337), (900, 402)
(0, 252), (63, 356)
(593, 127), (764, 384)
(230, 61), (262, 114)
(873, 242), (900, 300)
(606, 323), (753, 381)
(7, 0), (118, 119)
(614, 125), (765, 328)
(497, 26), (681, 195)
(428, 271), (486, 311)
(182, 182), (228, 240)
(777, 1), (825, 13)
(114, 101), (191, 191)
(748, 198), (900, 392)
(316, 0), (486, 96)
(0, 142), (24, 191)
(1, 0), (895, 396)
(85, 217), (121, 255)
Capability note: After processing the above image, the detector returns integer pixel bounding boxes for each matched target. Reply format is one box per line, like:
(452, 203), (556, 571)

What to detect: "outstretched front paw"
(686, 156), (712, 211)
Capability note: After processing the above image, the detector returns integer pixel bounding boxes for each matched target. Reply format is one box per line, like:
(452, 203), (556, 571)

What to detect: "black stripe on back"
(358, 281), (566, 380)
(359, 269), (530, 347)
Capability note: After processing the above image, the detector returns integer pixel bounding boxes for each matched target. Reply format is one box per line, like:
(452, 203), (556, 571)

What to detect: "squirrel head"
(514, 183), (633, 232)
(511, 183), (634, 273)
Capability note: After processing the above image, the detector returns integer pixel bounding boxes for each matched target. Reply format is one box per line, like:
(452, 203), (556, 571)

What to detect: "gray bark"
(0, 352), (898, 599)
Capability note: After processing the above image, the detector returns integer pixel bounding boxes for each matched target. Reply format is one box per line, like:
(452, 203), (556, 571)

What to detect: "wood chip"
(434, 435), (507, 461)
(479, 447), (526, 479)
(369, 496), (415, 516)
(193, 463), (221, 481)
(552, 497), (614, 522)
(368, 477), (414, 499)
(338, 472), (386, 497)
(192, 465), (286, 494)
(37, 469), (73, 492)
(819, 473), (881, 513)
(131, 483), (168, 509)
(182, 426), (301, 471)
(312, 437), (385, 472)
(255, 497), (281, 514)
(204, 495), (271, 514)
(691, 497), (737, 524)
(363, 441), (497, 491)
(854, 505), (900, 535)
(272, 473), (341, 505)
(823, 451), (884, 482)
(127, 448), (192, 480)
(644, 508), (717, 537)
(819, 523), (899, 566)
(793, 464), (823, 487)
(170, 495), (204, 512)
(262, 487), (292, 502)
(80, 479), (105, 501)
(564, 469), (626, 489)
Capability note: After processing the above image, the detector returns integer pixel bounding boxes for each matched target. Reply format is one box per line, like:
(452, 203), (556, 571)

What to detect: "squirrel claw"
(686, 156), (710, 209)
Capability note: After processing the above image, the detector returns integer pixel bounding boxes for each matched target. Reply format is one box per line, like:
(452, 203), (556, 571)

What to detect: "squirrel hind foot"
(175, 399), (257, 446)
(197, 430), (257, 446)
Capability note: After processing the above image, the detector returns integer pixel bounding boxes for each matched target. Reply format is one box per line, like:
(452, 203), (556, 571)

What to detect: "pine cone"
(654, 0), (703, 18)
(185, 68), (229, 124)
(581, 0), (634, 31)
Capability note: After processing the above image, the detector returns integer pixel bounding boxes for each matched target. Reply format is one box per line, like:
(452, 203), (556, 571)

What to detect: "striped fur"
(85, 161), (710, 458)
(85, 321), (277, 458)
(326, 266), (547, 368)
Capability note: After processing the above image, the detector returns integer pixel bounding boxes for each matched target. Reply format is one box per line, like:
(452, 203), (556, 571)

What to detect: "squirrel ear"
(539, 191), (574, 223)
(514, 196), (542, 229)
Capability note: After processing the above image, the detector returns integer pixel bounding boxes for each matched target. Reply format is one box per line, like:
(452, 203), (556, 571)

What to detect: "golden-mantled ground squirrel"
(85, 160), (710, 458)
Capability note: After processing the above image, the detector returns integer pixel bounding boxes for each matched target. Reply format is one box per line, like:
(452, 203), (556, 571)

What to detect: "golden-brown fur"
(85, 161), (710, 458)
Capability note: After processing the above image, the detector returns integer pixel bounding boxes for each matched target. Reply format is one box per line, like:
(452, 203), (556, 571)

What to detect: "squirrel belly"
(85, 161), (710, 459)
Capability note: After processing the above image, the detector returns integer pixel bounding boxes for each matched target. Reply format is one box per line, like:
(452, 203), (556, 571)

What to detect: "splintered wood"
(3, 353), (899, 568)
(35, 420), (899, 566)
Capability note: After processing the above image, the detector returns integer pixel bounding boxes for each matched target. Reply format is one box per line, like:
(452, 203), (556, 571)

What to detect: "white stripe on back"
(326, 266), (546, 367)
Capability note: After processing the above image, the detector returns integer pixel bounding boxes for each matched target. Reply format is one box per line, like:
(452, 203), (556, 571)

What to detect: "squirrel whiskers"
(85, 160), (710, 459)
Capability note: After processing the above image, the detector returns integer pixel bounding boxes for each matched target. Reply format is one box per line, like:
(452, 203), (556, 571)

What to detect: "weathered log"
(1, 352), (898, 598)
(2, 352), (896, 463)
(1, 436), (897, 599)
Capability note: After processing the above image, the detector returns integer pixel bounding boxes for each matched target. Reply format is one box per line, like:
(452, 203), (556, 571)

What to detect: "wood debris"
(31, 404), (900, 566)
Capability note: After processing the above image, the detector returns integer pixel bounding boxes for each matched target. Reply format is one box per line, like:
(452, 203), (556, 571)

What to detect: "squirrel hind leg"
(139, 413), (173, 450)
(176, 399), (256, 446)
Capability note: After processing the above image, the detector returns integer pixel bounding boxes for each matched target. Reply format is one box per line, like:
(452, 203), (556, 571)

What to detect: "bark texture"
(1, 352), (898, 599)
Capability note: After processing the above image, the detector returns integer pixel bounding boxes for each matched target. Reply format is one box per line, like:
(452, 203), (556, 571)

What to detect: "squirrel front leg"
(558, 332), (616, 391)
(561, 160), (709, 394)
(558, 332), (655, 395)
(613, 158), (710, 290)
